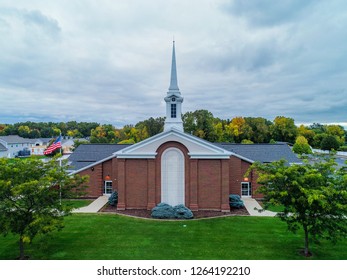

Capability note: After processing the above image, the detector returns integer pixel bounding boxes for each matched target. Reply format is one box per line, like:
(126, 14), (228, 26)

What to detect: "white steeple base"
(164, 121), (183, 132)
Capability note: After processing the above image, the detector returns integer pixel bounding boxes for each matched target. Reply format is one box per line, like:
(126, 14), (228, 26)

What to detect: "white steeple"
(164, 41), (184, 132)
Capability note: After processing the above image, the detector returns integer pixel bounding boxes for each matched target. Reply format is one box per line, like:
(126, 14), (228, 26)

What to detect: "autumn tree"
(228, 117), (253, 143)
(248, 158), (347, 257)
(90, 125), (116, 143)
(18, 125), (31, 138)
(298, 125), (316, 146)
(0, 156), (88, 259)
(326, 125), (345, 146)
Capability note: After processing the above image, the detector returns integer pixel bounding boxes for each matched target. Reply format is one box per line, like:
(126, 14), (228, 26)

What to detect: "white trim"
(241, 182), (252, 197)
(114, 128), (234, 157)
(104, 180), (113, 196)
(71, 129), (255, 174)
(189, 154), (231, 159)
(116, 153), (157, 159)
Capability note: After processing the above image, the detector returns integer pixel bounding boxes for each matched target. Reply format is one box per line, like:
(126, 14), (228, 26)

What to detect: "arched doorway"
(161, 147), (185, 206)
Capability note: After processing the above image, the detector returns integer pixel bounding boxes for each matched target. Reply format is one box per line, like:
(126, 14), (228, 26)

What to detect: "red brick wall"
(79, 163), (103, 198)
(198, 160), (222, 210)
(77, 143), (262, 209)
(229, 156), (242, 196)
(125, 159), (148, 209)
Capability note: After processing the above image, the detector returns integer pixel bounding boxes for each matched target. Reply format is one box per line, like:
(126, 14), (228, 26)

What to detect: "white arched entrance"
(161, 147), (185, 206)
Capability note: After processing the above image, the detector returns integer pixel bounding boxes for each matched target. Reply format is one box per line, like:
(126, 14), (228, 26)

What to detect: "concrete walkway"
(72, 196), (276, 216)
(242, 197), (277, 217)
(72, 196), (109, 213)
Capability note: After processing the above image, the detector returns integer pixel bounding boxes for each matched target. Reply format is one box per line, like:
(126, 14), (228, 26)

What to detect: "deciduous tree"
(292, 136), (312, 155)
(271, 116), (298, 143)
(0, 157), (88, 259)
(321, 135), (340, 151)
(248, 158), (347, 257)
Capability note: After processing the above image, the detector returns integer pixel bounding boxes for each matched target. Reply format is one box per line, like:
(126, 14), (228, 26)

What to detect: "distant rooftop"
(0, 135), (35, 144)
(0, 143), (7, 152)
(214, 143), (301, 163)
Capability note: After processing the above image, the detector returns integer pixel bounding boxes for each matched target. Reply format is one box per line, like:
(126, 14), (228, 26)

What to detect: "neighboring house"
(31, 138), (52, 155)
(31, 137), (84, 155)
(62, 138), (77, 154)
(0, 135), (35, 158)
(0, 143), (8, 158)
(70, 42), (301, 212)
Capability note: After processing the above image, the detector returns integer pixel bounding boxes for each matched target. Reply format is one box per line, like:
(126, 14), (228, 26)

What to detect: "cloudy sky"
(0, 0), (346, 128)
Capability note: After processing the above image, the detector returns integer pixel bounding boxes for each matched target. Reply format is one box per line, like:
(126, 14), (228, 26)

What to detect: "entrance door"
(161, 148), (185, 206)
(104, 181), (113, 196)
(241, 182), (252, 197)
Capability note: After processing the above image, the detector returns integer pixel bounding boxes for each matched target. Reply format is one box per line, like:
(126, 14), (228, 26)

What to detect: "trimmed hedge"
(108, 191), (118, 206)
(229, 194), (244, 209)
(151, 203), (175, 219)
(151, 203), (194, 219)
(173, 204), (194, 219)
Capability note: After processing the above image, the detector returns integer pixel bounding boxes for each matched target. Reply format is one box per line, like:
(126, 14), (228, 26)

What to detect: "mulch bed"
(101, 204), (249, 219)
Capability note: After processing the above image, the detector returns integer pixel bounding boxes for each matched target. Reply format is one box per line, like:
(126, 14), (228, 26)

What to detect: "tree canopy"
(1, 111), (345, 149)
(0, 156), (88, 259)
(248, 158), (347, 257)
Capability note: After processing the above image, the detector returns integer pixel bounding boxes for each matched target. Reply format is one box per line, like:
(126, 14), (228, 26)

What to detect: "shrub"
(108, 191), (118, 206)
(151, 203), (194, 219)
(229, 194), (244, 209)
(321, 135), (340, 151)
(292, 143), (312, 155)
(151, 203), (175, 219)
(173, 204), (194, 219)
(292, 136), (312, 155)
(338, 146), (347, 152)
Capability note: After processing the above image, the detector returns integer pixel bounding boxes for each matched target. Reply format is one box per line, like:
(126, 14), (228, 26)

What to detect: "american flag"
(44, 135), (62, 155)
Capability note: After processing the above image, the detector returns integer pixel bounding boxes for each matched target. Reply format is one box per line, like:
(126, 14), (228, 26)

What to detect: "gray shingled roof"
(0, 143), (7, 152)
(68, 144), (131, 170)
(69, 141), (301, 172)
(0, 135), (35, 144)
(214, 143), (301, 163)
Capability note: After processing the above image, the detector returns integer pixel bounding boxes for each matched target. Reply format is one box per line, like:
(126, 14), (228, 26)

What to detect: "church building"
(69, 42), (300, 212)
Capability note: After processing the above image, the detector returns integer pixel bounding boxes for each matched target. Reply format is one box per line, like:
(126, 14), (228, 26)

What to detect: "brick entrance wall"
(79, 142), (259, 211)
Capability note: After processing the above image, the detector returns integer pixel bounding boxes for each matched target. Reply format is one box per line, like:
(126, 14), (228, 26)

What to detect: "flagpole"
(59, 133), (62, 206)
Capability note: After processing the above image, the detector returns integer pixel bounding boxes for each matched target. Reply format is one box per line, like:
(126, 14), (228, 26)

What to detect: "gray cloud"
(223, 0), (317, 26)
(0, 0), (346, 128)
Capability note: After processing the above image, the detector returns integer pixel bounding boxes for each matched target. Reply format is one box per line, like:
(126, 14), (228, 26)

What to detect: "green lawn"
(266, 204), (285, 213)
(258, 201), (285, 213)
(62, 199), (93, 209)
(0, 215), (346, 260)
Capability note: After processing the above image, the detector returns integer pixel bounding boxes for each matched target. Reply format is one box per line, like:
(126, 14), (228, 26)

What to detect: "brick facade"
(79, 141), (260, 212)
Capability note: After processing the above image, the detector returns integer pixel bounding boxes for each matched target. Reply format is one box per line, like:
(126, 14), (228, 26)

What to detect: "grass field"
(62, 199), (93, 209)
(0, 214), (346, 260)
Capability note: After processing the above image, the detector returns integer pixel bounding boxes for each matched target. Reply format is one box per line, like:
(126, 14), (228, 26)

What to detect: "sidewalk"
(242, 197), (276, 217)
(72, 196), (109, 213)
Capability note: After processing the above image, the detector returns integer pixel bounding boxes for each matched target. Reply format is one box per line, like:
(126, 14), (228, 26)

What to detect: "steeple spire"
(164, 41), (184, 132)
(169, 41), (179, 91)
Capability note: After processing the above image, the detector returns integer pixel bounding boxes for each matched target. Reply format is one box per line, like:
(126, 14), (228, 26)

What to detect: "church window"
(171, 104), (177, 118)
